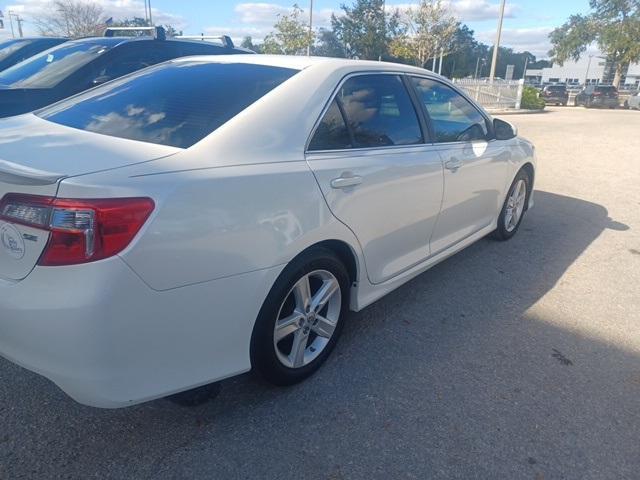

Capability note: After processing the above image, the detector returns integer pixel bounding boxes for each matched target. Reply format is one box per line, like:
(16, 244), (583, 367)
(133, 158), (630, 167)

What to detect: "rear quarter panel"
(58, 160), (363, 292)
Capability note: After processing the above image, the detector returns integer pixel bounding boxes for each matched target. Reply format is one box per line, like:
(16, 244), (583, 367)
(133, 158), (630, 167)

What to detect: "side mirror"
(92, 75), (111, 86)
(493, 118), (517, 140)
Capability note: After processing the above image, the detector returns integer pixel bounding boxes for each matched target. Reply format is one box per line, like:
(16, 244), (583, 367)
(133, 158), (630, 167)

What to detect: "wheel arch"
(295, 239), (360, 288)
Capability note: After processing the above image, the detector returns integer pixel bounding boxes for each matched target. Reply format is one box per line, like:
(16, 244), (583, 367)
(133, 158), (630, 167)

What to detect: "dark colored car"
(574, 85), (619, 108)
(0, 28), (252, 118)
(0, 37), (68, 72)
(541, 84), (568, 106)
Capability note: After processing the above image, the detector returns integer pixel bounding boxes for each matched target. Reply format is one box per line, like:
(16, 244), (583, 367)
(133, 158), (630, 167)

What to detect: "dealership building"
(526, 53), (640, 88)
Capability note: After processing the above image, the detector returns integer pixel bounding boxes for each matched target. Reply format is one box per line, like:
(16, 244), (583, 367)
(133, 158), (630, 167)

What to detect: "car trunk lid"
(0, 114), (180, 281)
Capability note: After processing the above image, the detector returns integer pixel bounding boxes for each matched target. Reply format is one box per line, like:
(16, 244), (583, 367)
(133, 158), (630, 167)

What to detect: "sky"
(0, 0), (591, 58)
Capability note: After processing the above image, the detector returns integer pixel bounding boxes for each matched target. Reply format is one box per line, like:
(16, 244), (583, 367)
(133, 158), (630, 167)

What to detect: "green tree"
(313, 28), (347, 57)
(263, 4), (314, 55)
(389, 0), (457, 68)
(241, 35), (263, 53)
(108, 17), (181, 37)
(331, 0), (401, 60)
(549, 0), (640, 87)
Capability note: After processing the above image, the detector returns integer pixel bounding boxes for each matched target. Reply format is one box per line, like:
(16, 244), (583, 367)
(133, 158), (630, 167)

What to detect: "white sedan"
(0, 55), (535, 407)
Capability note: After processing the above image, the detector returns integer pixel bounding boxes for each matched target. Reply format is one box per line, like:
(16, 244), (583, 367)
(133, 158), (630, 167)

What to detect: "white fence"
(453, 78), (525, 110)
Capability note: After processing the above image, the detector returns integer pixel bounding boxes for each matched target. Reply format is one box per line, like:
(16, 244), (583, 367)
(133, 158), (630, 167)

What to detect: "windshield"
(0, 39), (32, 62)
(38, 61), (298, 148)
(0, 41), (113, 88)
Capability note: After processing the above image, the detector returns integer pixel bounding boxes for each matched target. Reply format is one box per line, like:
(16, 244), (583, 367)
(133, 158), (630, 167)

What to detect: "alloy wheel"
(504, 179), (527, 233)
(273, 270), (342, 369)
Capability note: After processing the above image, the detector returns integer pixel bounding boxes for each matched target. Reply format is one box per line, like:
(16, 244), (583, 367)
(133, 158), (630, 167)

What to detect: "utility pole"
(438, 47), (444, 75)
(523, 56), (529, 80)
(16, 14), (23, 37)
(584, 54), (594, 85)
(307, 0), (314, 56)
(147, 0), (153, 25)
(489, 0), (506, 82)
(8, 10), (14, 38)
(474, 57), (481, 79)
(8, 11), (23, 38)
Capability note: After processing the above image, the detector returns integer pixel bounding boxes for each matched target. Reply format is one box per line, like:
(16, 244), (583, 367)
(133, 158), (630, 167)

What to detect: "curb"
(487, 109), (547, 115)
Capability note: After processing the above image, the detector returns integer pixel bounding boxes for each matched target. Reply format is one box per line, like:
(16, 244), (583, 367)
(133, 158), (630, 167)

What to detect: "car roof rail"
(104, 26), (166, 41)
(176, 34), (234, 49)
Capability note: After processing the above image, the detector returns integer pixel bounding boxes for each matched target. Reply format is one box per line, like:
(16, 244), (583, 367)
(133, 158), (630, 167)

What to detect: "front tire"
(493, 170), (530, 241)
(251, 248), (349, 386)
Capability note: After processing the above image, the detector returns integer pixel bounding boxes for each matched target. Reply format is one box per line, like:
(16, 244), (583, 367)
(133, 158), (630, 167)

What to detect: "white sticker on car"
(0, 222), (26, 260)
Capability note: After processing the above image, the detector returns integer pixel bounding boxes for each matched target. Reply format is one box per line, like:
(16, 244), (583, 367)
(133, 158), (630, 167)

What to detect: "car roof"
(0, 37), (67, 44)
(64, 35), (249, 52)
(167, 54), (444, 75)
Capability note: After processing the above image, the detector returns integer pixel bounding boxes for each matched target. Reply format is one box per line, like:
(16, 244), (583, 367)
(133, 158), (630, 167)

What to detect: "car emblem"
(0, 222), (26, 260)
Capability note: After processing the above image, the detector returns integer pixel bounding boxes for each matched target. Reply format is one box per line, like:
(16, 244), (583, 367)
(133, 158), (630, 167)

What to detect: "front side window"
(38, 62), (298, 149)
(411, 77), (489, 143)
(0, 41), (113, 88)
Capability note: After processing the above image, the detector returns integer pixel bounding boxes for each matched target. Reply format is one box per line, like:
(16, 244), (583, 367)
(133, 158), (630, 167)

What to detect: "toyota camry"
(0, 55), (535, 407)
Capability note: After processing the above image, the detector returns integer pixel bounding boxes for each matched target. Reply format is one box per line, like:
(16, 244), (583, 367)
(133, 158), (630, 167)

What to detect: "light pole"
(307, 0), (313, 56)
(489, 0), (506, 82)
(147, 0), (153, 25)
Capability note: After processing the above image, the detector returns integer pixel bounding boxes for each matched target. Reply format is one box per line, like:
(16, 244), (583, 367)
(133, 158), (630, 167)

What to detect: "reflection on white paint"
(472, 141), (489, 157)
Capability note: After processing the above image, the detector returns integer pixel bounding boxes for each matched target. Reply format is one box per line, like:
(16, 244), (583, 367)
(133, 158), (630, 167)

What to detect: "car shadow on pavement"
(1, 190), (637, 480)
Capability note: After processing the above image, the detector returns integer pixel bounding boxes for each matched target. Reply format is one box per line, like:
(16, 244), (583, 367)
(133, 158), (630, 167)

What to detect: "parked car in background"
(0, 27), (251, 118)
(624, 90), (640, 110)
(541, 84), (569, 106)
(574, 85), (619, 108)
(0, 37), (67, 72)
(0, 55), (536, 407)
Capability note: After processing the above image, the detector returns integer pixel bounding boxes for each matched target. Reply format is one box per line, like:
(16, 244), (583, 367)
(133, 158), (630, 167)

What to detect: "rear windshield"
(0, 39), (32, 61)
(596, 86), (617, 91)
(0, 41), (113, 88)
(546, 85), (566, 92)
(38, 61), (298, 148)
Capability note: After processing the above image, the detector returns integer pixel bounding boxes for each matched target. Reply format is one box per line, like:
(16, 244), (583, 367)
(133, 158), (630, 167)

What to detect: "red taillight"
(593, 91), (602, 96)
(0, 194), (154, 266)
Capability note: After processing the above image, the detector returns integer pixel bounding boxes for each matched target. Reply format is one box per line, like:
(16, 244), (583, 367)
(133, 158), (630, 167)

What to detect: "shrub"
(521, 85), (546, 110)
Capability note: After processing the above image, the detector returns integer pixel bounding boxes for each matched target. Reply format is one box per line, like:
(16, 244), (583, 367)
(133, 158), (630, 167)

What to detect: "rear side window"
(308, 99), (351, 151)
(38, 62), (298, 148)
(411, 77), (489, 143)
(338, 74), (423, 148)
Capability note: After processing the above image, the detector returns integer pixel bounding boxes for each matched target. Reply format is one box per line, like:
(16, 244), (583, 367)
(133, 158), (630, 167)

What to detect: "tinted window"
(338, 75), (423, 148)
(38, 62), (298, 148)
(0, 39), (32, 62)
(411, 77), (488, 143)
(95, 44), (168, 80)
(596, 86), (617, 92)
(546, 85), (566, 92)
(0, 41), (113, 88)
(309, 99), (351, 150)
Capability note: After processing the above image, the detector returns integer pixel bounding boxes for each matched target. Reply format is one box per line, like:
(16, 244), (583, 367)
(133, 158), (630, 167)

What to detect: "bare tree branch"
(32, 0), (105, 38)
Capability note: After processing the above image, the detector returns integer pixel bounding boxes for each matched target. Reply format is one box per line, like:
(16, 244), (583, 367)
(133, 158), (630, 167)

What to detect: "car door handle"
(444, 159), (463, 172)
(331, 175), (363, 189)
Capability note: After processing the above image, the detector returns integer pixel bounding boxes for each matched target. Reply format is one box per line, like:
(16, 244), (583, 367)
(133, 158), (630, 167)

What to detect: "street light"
(489, 0), (506, 82)
(307, 0), (313, 56)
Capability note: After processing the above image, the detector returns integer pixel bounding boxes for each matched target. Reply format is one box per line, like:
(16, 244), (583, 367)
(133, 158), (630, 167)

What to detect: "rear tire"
(493, 169), (531, 241)
(250, 248), (349, 386)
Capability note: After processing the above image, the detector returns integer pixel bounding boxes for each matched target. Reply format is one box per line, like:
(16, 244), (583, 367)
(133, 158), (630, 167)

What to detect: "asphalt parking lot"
(1, 106), (639, 480)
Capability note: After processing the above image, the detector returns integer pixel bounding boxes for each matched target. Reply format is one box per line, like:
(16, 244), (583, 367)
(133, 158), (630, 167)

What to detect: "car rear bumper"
(0, 257), (282, 408)
(589, 98), (619, 107)
(543, 96), (568, 104)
